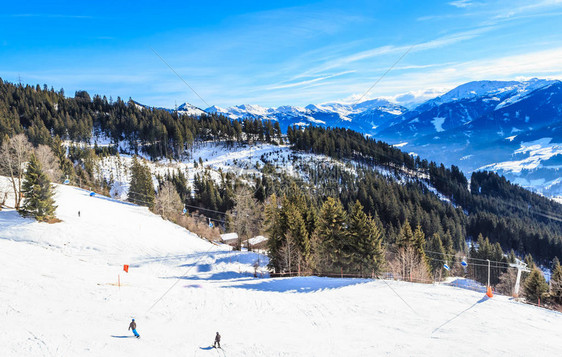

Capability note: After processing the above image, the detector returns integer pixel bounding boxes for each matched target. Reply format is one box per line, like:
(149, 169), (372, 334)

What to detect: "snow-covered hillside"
(119, 77), (562, 199)
(1, 181), (562, 356)
(375, 79), (562, 198)
(141, 79), (562, 200)
(95, 142), (356, 200)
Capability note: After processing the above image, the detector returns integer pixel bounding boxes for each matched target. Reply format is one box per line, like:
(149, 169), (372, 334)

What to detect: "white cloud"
(289, 26), (495, 78)
(493, 0), (562, 19)
(205, 46), (562, 107)
(353, 47), (562, 102)
(267, 71), (355, 90)
(461, 47), (562, 78)
(242, 47), (562, 108)
(449, 0), (474, 8)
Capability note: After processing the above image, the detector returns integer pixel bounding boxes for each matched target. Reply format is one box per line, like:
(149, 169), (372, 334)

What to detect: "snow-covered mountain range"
(197, 99), (407, 135)
(142, 78), (562, 198)
(376, 78), (562, 198)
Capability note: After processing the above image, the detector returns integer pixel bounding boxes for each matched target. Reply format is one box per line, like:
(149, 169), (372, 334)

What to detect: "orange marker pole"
(118, 274), (121, 289)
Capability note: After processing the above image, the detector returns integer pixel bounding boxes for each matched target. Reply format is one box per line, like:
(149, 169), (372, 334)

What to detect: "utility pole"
(510, 259), (531, 298)
(487, 259), (491, 288)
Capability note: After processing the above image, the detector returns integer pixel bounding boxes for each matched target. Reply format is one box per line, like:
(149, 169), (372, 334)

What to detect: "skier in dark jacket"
(214, 332), (221, 348)
(129, 318), (140, 338)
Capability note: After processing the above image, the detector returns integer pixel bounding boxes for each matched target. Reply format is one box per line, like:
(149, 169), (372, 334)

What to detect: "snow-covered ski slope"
(1, 183), (562, 356)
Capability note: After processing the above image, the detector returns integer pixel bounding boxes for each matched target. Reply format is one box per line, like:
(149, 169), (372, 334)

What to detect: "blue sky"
(1, 0), (562, 108)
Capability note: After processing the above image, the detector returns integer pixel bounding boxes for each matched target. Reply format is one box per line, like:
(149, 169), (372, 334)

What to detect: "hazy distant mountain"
(379, 79), (562, 198)
(155, 78), (562, 198)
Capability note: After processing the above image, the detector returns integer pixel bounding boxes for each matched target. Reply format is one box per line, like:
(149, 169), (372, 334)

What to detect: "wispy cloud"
(267, 71), (355, 90)
(209, 46), (562, 107)
(493, 0), (562, 19)
(393, 62), (457, 70)
(422, 0), (562, 23)
(461, 47), (562, 78)
(291, 26), (495, 78)
(449, 0), (474, 8)
(342, 47), (562, 104)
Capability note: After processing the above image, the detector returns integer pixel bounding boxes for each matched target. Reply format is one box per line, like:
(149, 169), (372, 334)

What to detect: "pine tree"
(412, 224), (432, 279)
(441, 230), (454, 255)
(507, 250), (517, 264)
(524, 253), (536, 270)
(550, 257), (562, 304)
(20, 154), (57, 222)
(285, 204), (311, 272)
(426, 233), (446, 278)
(316, 197), (348, 272)
(523, 268), (549, 304)
(396, 220), (414, 248)
(348, 201), (384, 277)
(128, 156), (155, 208)
(265, 194), (285, 272)
(413, 225), (427, 258)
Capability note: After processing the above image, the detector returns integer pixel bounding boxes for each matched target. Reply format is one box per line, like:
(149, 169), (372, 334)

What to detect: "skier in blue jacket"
(129, 319), (140, 338)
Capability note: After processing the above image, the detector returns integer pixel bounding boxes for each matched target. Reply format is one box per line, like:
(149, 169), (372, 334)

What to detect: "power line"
(424, 254), (514, 269)
(184, 204), (228, 216)
(423, 249), (512, 267)
(102, 155), (562, 231)
(353, 44), (415, 105)
(145, 241), (220, 314)
(151, 48), (212, 109)
(111, 192), (229, 224)
(381, 279), (418, 315)
(120, 187), (229, 216)
(93, 149), (562, 233)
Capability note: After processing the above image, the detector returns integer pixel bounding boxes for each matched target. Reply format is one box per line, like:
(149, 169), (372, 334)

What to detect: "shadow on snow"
(432, 295), (490, 335)
(227, 276), (371, 293)
(447, 278), (487, 293)
(164, 271), (255, 281)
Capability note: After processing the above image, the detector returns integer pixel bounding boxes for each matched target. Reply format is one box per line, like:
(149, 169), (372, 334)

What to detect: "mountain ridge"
(156, 78), (562, 198)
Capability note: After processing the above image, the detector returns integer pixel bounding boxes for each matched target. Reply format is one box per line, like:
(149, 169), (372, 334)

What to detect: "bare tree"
(176, 213), (221, 240)
(388, 246), (431, 283)
(35, 145), (63, 183)
(228, 186), (263, 250)
(496, 268), (517, 296)
(278, 237), (299, 274)
(0, 190), (7, 209)
(0, 134), (32, 209)
(154, 181), (183, 220)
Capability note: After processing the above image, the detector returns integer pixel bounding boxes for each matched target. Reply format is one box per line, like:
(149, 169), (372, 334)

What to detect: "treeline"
(0, 79), (282, 160)
(288, 126), (419, 170)
(258, 159), (561, 306)
(287, 125), (562, 264)
(265, 184), (384, 276)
